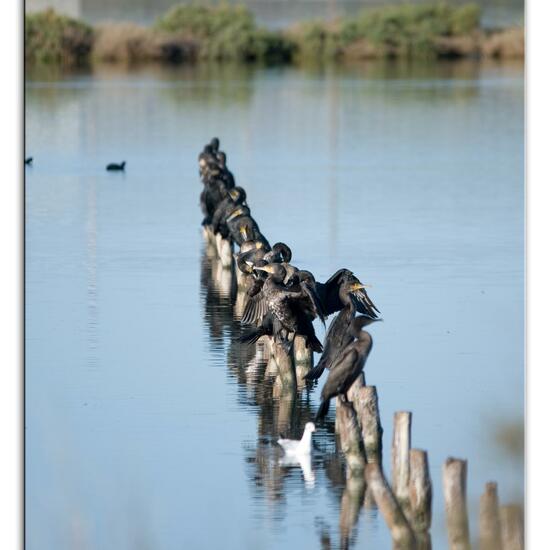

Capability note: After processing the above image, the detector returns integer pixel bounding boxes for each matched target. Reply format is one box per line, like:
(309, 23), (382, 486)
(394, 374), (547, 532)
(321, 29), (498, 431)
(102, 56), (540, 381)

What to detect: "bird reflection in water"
(199, 248), (372, 550)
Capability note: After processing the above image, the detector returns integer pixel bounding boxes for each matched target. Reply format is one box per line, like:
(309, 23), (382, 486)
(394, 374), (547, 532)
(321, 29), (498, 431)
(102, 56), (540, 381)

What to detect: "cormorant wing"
(319, 268), (352, 316)
(322, 268), (380, 318)
(241, 291), (269, 326)
(322, 347), (360, 396)
(247, 277), (265, 298)
(300, 280), (326, 326)
(350, 290), (380, 318)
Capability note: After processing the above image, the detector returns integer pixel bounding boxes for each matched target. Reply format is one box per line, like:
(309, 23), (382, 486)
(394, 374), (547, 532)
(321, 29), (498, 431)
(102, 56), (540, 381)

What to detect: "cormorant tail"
(307, 334), (323, 354)
(304, 362), (325, 381)
(239, 327), (268, 345)
(315, 399), (331, 422)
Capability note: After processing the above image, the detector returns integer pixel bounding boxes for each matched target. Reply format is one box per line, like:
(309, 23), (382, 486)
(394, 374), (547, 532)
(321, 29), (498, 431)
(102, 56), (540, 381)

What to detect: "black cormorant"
(216, 152), (235, 189)
(315, 316), (378, 421)
(313, 269), (380, 319)
(305, 280), (378, 381)
(211, 187), (247, 238)
(25, 157), (33, 165)
(241, 263), (324, 352)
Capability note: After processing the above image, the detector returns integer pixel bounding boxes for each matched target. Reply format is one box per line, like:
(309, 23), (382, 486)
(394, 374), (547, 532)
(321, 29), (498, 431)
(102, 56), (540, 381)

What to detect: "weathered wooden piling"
(443, 457), (471, 550)
(499, 505), (523, 550)
(293, 336), (311, 389)
(479, 482), (502, 550)
(293, 335), (312, 366)
(392, 411), (412, 508)
(218, 237), (234, 269)
(353, 385), (383, 464)
(365, 462), (416, 549)
(273, 342), (296, 393)
(408, 449), (432, 533)
(335, 398), (366, 477)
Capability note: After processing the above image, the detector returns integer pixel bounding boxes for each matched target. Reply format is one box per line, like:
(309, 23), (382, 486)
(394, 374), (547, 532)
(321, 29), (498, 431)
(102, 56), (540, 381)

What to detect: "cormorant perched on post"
(315, 316), (378, 421)
(211, 187), (247, 238)
(210, 137), (220, 153)
(241, 263), (324, 352)
(236, 241), (272, 277)
(264, 242), (292, 264)
(216, 151), (235, 189)
(227, 208), (269, 249)
(305, 279), (379, 381)
(200, 177), (228, 226)
(311, 268), (380, 319)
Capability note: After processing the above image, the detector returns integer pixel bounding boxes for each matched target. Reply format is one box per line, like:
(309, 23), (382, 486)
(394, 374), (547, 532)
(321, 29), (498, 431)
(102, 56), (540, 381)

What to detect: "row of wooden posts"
(203, 226), (523, 550)
(334, 372), (522, 550)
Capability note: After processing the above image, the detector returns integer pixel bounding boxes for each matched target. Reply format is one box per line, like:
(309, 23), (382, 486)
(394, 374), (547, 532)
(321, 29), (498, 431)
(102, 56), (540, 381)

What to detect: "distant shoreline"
(25, 4), (524, 68)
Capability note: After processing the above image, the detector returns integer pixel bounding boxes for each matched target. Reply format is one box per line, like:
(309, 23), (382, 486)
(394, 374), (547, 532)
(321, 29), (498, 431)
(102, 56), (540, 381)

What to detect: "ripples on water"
(25, 60), (523, 549)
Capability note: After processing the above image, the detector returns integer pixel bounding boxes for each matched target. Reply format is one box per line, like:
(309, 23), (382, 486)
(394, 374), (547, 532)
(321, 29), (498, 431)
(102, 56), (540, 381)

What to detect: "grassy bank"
(25, 3), (524, 67)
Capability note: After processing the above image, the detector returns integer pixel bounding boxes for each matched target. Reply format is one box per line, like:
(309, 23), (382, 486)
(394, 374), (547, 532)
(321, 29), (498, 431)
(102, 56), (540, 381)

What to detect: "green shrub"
(25, 9), (93, 65)
(154, 2), (292, 62)
(337, 2), (483, 59)
(450, 3), (482, 35)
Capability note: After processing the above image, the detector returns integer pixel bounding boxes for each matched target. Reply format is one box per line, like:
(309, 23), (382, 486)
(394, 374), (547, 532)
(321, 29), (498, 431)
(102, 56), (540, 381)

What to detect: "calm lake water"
(25, 60), (524, 550)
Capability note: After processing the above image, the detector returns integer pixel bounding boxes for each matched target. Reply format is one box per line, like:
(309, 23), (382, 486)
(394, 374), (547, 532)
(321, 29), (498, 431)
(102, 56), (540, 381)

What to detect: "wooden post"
(336, 374), (364, 435)
(293, 335), (312, 366)
(408, 449), (432, 532)
(347, 372), (365, 400)
(293, 336), (312, 389)
(335, 398), (366, 477)
(479, 482), (502, 550)
(392, 412), (412, 508)
(352, 385), (383, 464)
(273, 341), (296, 392)
(365, 463), (416, 549)
(443, 457), (471, 550)
(499, 505), (523, 550)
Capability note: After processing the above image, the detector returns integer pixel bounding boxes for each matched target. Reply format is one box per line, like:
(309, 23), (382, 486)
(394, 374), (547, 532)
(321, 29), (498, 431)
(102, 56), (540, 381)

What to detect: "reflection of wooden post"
(339, 474), (366, 550)
(443, 458), (471, 550)
(353, 385), (383, 463)
(335, 398), (366, 476)
(479, 482), (502, 550)
(275, 388), (295, 435)
(408, 449), (432, 532)
(499, 505), (523, 550)
(392, 412), (412, 508)
(365, 463), (416, 549)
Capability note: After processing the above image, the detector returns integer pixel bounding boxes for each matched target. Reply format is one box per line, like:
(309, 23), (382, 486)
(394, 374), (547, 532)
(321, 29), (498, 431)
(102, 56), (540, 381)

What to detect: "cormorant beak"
(239, 226), (250, 240)
(255, 241), (263, 249)
(351, 283), (371, 291)
(227, 208), (244, 221)
(255, 265), (274, 274)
